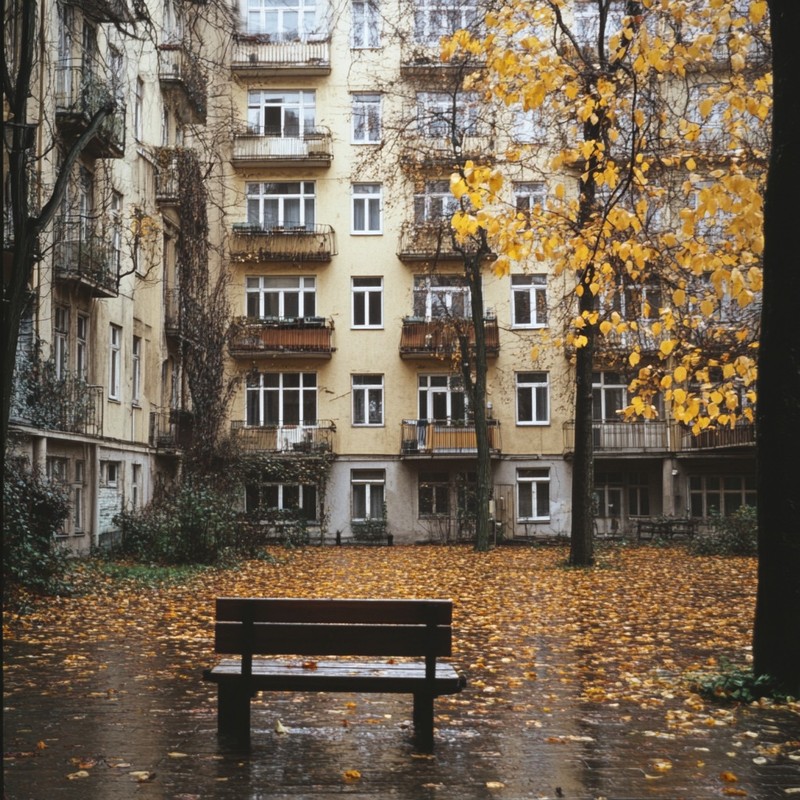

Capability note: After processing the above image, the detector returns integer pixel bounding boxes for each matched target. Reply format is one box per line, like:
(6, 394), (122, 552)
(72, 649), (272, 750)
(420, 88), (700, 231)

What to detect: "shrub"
(3, 457), (72, 595)
(691, 660), (791, 704)
(113, 477), (246, 565)
(691, 506), (757, 556)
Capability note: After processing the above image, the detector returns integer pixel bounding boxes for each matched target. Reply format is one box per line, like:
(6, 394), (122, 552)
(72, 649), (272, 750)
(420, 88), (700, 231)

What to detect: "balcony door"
(418, 375), (467, 423)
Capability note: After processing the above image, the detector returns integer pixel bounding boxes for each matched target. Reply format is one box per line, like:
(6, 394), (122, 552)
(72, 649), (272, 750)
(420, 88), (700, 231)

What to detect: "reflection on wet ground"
(3, 546), (800, 799)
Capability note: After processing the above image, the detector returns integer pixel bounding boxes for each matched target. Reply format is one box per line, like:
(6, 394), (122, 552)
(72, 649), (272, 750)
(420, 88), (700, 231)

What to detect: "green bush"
(113, 477), (247, 565)
(3, 458), (72, 595)
(690, 505), (757, 556)
(690, 660), (790, 704)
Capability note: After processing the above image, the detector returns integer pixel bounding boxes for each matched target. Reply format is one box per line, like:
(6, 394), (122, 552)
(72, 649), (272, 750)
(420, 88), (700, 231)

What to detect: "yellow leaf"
(659, 340), (676, 357)
(629, 351), (641, 367)
(673, 366), (687, 382)
(720, 771), (739, 783)
(672, 288), (686, 306)
(343, 770), (362, 783)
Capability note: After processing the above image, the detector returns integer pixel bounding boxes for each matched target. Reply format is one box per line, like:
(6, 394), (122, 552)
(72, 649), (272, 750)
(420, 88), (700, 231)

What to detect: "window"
(514, 182), (547, 222)
(351, 469), (385, 520)
(416, 92), (482, 138)
(689, 475), (756, 518)
(414, 0), (480, 45)
(572, 0), (627, 49)
(413, 274), (471, 319)
(511, 275), (548, 327)
(592, 371), (627, 422)
(54, 306), (69, 380)
(73, 460), (85, 531)
(352, 0), (380, 47)
(102, 460), (121, 488)
(76, 314), (88, 379)
(109, 324), (122, 400)
(512, 106), (548, 143)
(246, 181), (315, 230)
(594, 471), (622, 518)
(246, 372), (317, 426)
(245, 0), (321, 40)
(628, 472), (650, 517)
(419, 471), (450, 516)
(245, 481), (318, 520)
(352, 93), (381, 142)
(418, 374), (467, 422)
(110, 191), (122, 277)
(352, 374), (384, 425)
(132, 336), (142, 405)
(47, 456), (68, 485)
(134, 77), (144, 140)
(352, 183), (382, 234)
(247, 90), (316, 136)
(246, 276), (316, 319)
(517, 468), (550, 521)
(516, 372), (550, 425)
(131, 463), (141, 510)
(414, 180), (459, 223)
(352, 277), (383, 328)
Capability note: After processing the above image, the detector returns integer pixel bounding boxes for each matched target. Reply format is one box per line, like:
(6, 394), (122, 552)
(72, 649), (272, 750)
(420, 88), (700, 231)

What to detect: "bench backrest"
(213, 598), (453, 659)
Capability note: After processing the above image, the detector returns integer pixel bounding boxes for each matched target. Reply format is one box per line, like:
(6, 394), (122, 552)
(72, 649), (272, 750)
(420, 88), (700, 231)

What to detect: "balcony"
(230, 223), (336, 263)
(11, 370), (103, 437)
(67, 0), (134, 24)
(158, 43), (208, 123)
(55, 63), (125, 157)
(230, 420), (336, 454)
(679, 423), (755, 451)
(231, 35), (331, 76)
(400, 419), (501, 457)
(164, 288), (182, 339)
(399, 316), (499, 359)
(149, 409), (193, 452)
(232, 127), (333, 168)
(154, 151), (180, 208)
(53, 216), (119, 298)
(401, 135), (495, 168)
(397, 221), (493, 262)
(228, 316), (334, 359)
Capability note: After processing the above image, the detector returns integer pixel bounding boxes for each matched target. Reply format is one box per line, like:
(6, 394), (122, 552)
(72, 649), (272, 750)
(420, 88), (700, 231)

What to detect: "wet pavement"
(3, 546), (800, 799)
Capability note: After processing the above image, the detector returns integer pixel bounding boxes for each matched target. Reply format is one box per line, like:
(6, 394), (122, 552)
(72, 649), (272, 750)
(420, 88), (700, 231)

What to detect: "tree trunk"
(753, 0), (800, 694)
(569, 280), (596, 566)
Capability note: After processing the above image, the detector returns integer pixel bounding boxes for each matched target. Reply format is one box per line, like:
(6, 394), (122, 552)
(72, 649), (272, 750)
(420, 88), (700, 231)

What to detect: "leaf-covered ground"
(4, 544), (799, 799)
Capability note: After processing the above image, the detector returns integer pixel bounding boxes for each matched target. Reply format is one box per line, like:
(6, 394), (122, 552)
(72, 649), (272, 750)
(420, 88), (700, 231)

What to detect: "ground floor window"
(245, 481), (318, 521)
(351, 469), (385, 520)
(594, 471), (623, 518)
(689, 474), (756, 518)
(517, 468), (550, 521)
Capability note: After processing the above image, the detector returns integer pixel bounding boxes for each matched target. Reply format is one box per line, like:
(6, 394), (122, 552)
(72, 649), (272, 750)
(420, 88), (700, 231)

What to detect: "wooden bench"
(202, 597), (466, 750)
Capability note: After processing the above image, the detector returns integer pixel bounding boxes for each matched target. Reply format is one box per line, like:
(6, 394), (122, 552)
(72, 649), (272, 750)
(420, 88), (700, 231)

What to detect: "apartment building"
(5, 0), (759, 552)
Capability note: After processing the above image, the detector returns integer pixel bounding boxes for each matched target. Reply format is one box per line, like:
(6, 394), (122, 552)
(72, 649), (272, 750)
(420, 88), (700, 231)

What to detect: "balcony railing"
(232, 127), (333, 167)
(149, 409), (192, 451)
(164, 288), (182, 337)
(401, 134), (495, 168)
(55, 63), (125, 157)
(562, 420), (756, 453)
(231, 35), (331, 75)
(158, 43), (208, 123)
(228, 316), (334, 358)
(399, 316), (499, 358)
(231, 420), (336, 454)
(154, 151), (180, 207)
(397, 221), (493, 262)
(53, 216), (119, 298)
(230, 223), (336, 262)
(12, 371), (103, 437)
(400, 419), (501, 456)
(68, 0), (134, 24)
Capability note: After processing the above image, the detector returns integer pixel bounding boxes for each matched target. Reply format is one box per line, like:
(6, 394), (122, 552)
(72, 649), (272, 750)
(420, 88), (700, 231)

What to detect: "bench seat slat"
(215, 622), (452, 657)
(215, 597), (452, 625)
(203, 658), (465, 695)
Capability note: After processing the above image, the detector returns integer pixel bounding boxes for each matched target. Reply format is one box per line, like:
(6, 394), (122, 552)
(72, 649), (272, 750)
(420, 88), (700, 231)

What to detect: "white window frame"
(418, 374), (467, 422)
(517, 467), (550, 522)
(245, 0), (321, 41)
(131, 463), (142, 509)
(413, 274), (471, 319)
(245, 481), (319, 521)
(351, 277), (383, 328)
(511, 274), (548, 328)
(414, 179), (459, 223)
(351, 469), (385, 521)
(132, 335), (142, 405)
(246, 181), (315, 230)
(352, 0), (381, 48)
(76, 313), (88, 379)
(418, 471), (450, 517)
(54, 306), (69, 380)
(516, 371), (550, 425)
(352, 183), (382, 234)
(134, 77), (144, 141)
(246, 276), (316, 319)
(247, 90), (316, 137)
(73, 460), (85, 531)
(246, 371), (317, 427)
(592, 371), (627, 422)
(689, 474), (757, 518)
(351, 93), (381, 143)
(102, 460), (121, 488)
(413, 0), (480, 45)
(109, 324), (122, 400)
(416, 91), (482, 138)
(352, 374), (384, 426)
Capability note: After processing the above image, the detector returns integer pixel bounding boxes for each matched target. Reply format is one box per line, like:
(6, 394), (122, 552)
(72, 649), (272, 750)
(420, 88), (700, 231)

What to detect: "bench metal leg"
(413, 693), (435, 751)
(217, 683), (251, 745)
